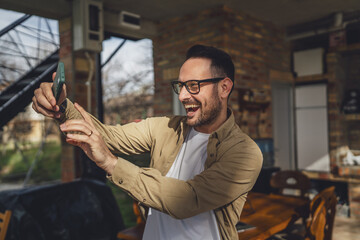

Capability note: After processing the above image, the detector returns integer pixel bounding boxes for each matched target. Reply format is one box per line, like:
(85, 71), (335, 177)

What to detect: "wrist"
(106, 155), (118, 175)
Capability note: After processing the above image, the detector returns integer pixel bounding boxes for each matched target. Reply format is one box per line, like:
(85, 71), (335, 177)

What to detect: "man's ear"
(219, 77), (233, 99)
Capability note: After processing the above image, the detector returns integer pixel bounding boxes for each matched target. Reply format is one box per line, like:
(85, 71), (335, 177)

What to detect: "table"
(238, 192), (309, 240)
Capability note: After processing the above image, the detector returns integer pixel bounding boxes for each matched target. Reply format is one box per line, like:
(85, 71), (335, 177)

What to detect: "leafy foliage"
(0, 141), (61, 183)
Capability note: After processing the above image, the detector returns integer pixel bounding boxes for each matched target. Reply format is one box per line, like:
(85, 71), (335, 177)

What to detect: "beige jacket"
(60, 99), (263, 240)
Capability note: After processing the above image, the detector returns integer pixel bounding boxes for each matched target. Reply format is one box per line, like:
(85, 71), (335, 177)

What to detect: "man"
(32, 45), (262, 239)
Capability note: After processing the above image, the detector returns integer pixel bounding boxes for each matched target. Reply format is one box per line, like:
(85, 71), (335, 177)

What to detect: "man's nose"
(178, 85), (191, 102)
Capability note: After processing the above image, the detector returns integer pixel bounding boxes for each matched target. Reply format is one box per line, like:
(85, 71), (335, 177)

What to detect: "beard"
(186, 87), (222, 127)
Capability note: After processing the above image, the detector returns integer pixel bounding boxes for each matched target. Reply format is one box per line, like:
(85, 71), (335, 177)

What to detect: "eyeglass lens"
(173, 81), (199, 94)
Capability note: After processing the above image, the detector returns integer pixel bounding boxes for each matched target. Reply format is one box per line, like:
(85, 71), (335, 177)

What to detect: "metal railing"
(0, 14), (59, 92)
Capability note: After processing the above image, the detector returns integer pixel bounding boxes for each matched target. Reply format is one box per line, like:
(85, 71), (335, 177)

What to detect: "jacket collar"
(181, 108), (236, 141)
(210, 108), (236, 141)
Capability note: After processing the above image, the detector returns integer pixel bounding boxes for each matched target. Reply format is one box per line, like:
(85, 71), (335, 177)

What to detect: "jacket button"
(118, 179), (123, 184)
(143, 198), (146, 203)
(210, 153), (214, 157)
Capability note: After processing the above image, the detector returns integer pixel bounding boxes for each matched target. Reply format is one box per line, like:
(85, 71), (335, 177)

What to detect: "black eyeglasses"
(171, 77), (225, 95)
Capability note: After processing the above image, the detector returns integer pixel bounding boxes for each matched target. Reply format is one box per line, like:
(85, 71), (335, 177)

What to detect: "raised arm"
(108, 136), (263, 219)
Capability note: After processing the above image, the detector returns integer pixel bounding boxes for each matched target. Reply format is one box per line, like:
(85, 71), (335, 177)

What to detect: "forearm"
(57, 98), (152, 156)
(108, 158), (197, 219)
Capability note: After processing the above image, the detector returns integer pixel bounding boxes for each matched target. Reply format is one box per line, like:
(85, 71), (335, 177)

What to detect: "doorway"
(272, 83), (295, 170)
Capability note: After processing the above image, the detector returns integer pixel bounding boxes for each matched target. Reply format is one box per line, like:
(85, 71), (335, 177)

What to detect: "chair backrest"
(0, 210), (12, 240)
(270, 170), (311, 197)
(133, 201), (145, 224)
(116, 202), (145, 240)
(305, 197), (327, 240)
(310, 186), (337, 240)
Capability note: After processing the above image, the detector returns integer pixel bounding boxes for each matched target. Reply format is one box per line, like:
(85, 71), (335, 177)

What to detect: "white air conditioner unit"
(119, 11), (141, 30)
(73, 0), (103, 52)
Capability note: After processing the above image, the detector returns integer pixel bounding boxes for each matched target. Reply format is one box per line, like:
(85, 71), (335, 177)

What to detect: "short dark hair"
(185, 44), (235, 96)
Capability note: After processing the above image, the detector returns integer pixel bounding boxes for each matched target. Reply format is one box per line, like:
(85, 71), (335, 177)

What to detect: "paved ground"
(0, 183), (23, 192)
(333, 215), (360, 240)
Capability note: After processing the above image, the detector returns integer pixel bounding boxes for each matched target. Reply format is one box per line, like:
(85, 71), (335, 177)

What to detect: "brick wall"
(343, 53), (360, 151)
(153, 5), (291, 139)
(59, 17), (76, 182)
(301, 46), (360, 218)
(326, 52), (348, 173)
(153, 7), (228, 116)
(59, 17), (99, 182)
(326, 50), (360, 175)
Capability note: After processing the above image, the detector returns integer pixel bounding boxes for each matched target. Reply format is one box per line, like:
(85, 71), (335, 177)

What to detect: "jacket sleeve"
(108, 136), (263, 219)
(58, 98), (154, 155)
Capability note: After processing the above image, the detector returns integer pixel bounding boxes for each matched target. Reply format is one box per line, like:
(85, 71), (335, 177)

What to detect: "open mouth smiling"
(185, 104), (200, 113)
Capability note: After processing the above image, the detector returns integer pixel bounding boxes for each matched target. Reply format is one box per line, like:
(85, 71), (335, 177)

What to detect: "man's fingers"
(65, 133), (90, 145)
(61, 119), (91, 127)
(39, 81), (56, 108)
(34, 88), (53, 110)
(74, 102), (95, 127)
(32, 96), (60, 118)
(60, 122), (93, 136)
(65, 138), (82, 147)
(32, 72), (66, 119)
(52, 72), (56, 80)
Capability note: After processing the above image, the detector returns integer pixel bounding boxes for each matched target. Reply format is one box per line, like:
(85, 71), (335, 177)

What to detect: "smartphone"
(52, 61), (65, 102)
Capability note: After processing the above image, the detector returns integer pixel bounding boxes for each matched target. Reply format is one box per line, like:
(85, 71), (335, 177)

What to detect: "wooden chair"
(0, 210), (12, 240)
(270, 193), (326, 240)
(272, 186), (337, 240)
(270, 170), (311, 230)
(117, 202), (145, 240)
(304, 195), (327, 240)
(270, 170), (311, 198)
(309, 186), (337, 240)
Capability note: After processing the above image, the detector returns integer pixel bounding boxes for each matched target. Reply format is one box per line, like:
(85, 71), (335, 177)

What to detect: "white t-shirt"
(143, 128), (221, 240)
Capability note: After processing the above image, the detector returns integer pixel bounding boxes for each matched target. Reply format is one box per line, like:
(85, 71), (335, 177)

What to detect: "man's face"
(178, 58), (223, 133)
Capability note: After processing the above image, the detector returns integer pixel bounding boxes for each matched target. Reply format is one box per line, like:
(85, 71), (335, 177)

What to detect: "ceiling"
(104, 0), (360, 27)
(1, 0), (360, 27)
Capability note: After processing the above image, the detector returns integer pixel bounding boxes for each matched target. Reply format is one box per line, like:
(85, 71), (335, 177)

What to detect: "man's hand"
(60, 103), (117, 175)
(32, 72), (67, 119)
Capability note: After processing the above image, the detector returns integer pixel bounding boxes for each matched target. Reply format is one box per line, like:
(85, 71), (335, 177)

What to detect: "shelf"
(344, 114), (360, 121)
(238, 88), (270, 111)
(295, 74), (327, 83)
(241, 101), (270, 111)
(302, 170), (360, 183)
